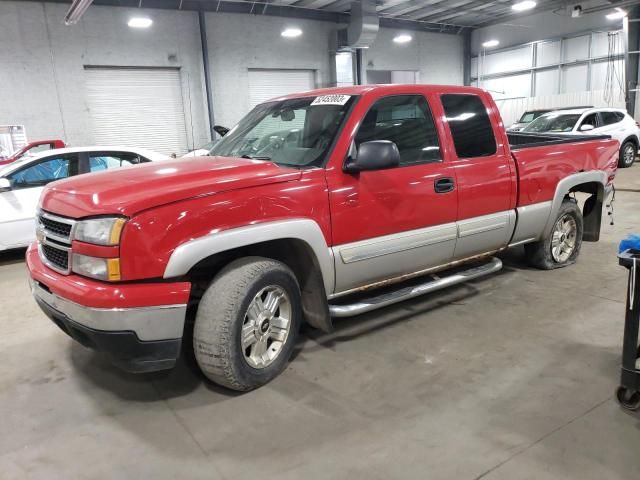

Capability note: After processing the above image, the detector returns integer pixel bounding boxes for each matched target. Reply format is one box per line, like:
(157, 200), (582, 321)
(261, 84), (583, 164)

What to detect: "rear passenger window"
(601, 111), (624, 125)
(441, 94), (496, 158)
(355, 95), (441, 166)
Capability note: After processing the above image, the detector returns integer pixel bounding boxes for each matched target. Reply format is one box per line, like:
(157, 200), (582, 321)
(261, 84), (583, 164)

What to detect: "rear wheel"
(619, 141), (636, 168)
(193, 257), (302, 391)
(525, 198), (583, 270)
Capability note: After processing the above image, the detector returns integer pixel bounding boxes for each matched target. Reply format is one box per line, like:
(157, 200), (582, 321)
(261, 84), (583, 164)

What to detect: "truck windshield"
(209, 95), (356, 168)
(523, 113), (581, 133)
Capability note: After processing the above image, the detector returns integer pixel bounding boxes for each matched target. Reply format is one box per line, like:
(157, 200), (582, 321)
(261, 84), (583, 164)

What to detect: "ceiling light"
(393, 34), (413, 44)
(128, 17), (153, 28)
(511, 1), (536, 12)
(482, 39), (500, 48)
(606, 8), (627, 20)
(281, 27), (302, 38)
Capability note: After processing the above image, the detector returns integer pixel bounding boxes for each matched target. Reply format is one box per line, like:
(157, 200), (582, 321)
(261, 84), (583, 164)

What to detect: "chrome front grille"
(41, 243), (70, 271)
(37, 211), (76, 274)
(39, 216), (72, 238)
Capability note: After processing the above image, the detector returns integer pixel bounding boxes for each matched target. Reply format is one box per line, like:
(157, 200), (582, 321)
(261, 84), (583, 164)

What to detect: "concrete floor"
(2, 169), (640, 480)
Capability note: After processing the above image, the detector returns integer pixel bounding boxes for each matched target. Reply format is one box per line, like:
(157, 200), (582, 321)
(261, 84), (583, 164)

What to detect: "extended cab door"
(439, 93), (517, 259)
(327, 93), (458, 294)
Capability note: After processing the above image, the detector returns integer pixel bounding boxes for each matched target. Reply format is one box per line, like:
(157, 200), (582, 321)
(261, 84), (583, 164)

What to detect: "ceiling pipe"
(64, 0), (94, 25)
(345, 0), (379, 48)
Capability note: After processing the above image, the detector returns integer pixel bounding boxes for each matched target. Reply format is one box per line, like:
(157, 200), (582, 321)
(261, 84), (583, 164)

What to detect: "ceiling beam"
(377, 0), (446, 17)
(409, 0), (496, 21)
(417, 0), (507, 23)
(471, 0), (573, 27)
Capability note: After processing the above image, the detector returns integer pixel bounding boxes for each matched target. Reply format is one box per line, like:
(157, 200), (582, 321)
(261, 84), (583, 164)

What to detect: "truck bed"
(508, 132), (611, 149)
(509, 134), (619, 208)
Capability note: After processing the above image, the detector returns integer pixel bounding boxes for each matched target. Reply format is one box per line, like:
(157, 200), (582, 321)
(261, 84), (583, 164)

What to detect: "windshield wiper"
(240, 154), (271, 161)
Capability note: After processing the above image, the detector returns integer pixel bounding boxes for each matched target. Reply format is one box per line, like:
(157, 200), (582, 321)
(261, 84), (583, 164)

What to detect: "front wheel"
(524, 198), (583, 270)
(193, 257), (302, 391)
(619, 141), (636, 168)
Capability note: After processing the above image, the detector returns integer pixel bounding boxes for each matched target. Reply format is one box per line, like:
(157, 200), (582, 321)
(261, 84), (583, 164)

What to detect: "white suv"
(523, 107), (640, 168)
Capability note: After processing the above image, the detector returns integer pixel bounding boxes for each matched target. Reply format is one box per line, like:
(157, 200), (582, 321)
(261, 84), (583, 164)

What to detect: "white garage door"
(248, 69), (315, 109)
(85, 68), (188, 156)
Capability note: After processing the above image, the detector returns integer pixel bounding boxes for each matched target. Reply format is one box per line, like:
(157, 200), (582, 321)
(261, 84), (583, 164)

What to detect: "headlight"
(72, 253), (121, 281)
(74, 217), (126, 246)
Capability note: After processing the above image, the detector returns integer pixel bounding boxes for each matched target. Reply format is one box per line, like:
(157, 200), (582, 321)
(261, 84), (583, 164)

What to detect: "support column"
(625, 7), (640, 117)
(198, 9), (215, 139)
(355, 49), (364, 85)
(463, 29), (472, 86)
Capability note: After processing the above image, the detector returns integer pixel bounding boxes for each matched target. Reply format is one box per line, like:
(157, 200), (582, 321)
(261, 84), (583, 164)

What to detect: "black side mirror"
(213, 125), (230, 137)
(344, 140), (400, 173)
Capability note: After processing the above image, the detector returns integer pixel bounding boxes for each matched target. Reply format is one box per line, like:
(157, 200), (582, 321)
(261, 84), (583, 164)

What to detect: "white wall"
(205, 13), (335, 128)
(471, 4), (624, 54)
(363, 27), (464, 85)
(0, 2), (465, 148)
(0, 1), (209, 149)
(471, 3), (624, 54)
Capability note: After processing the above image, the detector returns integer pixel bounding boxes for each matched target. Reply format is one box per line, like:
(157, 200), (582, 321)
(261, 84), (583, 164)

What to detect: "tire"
(618, 140), (636, 168)
(616, 386), (640, 411)
(524, 198), (583, 270)
(193, 257), (302, 391)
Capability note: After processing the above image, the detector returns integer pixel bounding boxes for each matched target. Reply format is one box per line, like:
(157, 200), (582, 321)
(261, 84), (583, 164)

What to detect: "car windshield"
(209, 95), (356, 168)
(523, 113), (581, 133)
(518, 111), (547, 123)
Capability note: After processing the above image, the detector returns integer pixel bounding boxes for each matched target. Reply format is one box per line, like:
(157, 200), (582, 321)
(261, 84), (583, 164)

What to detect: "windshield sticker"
(311, 95), (351, 106)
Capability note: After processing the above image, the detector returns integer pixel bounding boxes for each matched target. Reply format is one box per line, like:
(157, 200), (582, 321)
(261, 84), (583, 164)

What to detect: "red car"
(27, 85), (618, 390)
(0, 139), (65, 166)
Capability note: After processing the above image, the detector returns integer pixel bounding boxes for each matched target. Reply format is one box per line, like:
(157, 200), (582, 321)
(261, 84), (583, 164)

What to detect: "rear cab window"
(441, 94), (497, 158)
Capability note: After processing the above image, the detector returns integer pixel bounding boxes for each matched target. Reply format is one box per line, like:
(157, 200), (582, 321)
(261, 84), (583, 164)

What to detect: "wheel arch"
(545, 171), (606, 242)
(163, 219), (335, 332)
(622, 134), (639, 149)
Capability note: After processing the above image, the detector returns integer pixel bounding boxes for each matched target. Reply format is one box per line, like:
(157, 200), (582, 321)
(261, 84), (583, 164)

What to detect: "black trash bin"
(616, 248), (640, 410)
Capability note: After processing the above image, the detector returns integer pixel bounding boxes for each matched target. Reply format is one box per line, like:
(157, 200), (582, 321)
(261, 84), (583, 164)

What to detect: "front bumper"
(27, 245), (191, 372)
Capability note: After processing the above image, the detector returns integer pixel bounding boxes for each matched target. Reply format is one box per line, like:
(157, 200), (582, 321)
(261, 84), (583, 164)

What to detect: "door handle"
(434, 177), (455, 193)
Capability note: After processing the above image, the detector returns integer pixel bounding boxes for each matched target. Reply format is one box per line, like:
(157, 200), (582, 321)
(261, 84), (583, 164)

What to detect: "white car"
(0, 146), (167, 250)
(522, 107), (640, 167)
(181, 140), (217, 158)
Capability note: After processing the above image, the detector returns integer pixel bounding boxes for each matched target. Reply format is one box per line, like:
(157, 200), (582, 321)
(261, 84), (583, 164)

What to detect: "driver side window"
(8, 156), (74, 189)
(580, 113), (598, 130)
(355, 95), (441, 166)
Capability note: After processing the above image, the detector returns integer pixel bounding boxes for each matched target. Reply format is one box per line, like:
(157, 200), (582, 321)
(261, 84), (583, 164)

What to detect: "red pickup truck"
(27, 85), (618, 391)
(0, 139), (65, 166)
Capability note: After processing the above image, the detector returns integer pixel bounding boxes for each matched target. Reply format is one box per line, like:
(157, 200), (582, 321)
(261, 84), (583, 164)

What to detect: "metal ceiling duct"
(345, 0), (379, 49)
(64, 0), (94, 25)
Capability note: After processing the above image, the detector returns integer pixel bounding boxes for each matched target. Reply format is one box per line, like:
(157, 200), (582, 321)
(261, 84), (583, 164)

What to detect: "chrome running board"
(328, 257), (503, 317)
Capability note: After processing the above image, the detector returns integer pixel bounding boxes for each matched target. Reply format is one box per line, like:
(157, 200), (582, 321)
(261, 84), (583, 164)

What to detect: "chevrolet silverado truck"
(27, 85), (619, 391)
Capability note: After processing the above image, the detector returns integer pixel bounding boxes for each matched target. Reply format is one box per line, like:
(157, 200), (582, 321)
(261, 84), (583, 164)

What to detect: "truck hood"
(40, 156), (302, 218)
